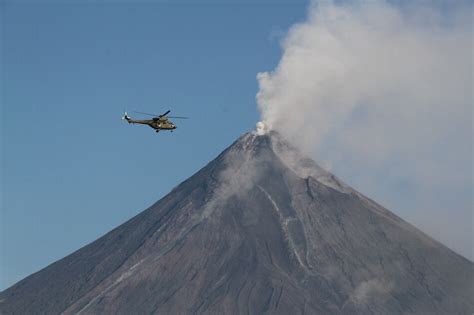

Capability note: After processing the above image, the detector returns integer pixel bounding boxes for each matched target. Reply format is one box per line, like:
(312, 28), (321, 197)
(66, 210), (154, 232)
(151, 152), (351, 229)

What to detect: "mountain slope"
(1, 132), (473, 314)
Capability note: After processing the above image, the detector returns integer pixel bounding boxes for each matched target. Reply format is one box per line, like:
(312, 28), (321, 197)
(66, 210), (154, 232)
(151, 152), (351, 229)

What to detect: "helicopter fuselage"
(126, 118), (176, 132)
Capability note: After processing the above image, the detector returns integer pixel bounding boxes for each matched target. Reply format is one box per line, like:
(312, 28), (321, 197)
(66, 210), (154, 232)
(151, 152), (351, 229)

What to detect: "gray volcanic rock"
(1, 132), (473, 314)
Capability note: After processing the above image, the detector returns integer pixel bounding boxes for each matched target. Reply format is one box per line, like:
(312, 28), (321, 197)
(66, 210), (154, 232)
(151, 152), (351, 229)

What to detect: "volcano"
(1, 132), (473, 314)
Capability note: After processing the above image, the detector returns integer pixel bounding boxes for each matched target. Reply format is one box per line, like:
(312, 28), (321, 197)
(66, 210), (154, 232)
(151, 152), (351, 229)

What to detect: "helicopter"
(122, 110), (188, 133)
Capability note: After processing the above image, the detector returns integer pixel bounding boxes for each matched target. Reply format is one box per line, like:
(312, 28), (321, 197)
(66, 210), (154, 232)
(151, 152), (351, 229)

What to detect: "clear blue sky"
(1, 0), (308, 290)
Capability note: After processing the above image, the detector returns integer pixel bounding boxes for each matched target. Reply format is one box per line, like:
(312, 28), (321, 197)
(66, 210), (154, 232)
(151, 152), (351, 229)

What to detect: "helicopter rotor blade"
(160, 110), (171, 117)
(132, 110), (187, 118)
(133, 111), (158, 117)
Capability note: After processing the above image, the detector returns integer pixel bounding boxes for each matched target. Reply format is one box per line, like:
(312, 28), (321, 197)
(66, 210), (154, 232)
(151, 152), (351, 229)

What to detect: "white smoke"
(346, 278), (394, 308)
(203, 134), (267, 220)
(256, 1), (472, 258)
(255, 121), (267, 136)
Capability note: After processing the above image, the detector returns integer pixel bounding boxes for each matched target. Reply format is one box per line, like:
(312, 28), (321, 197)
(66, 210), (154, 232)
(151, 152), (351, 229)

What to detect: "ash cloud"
(256, 1), (472, 258)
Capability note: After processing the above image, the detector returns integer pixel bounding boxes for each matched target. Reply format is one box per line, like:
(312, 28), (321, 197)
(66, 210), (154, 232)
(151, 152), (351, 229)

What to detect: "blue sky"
(2, 0), (472, 291)
(1, 0), (307, 290)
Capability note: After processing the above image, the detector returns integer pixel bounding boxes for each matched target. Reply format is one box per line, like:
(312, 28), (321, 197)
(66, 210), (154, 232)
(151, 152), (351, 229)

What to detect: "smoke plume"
(256, 0), (472, 258)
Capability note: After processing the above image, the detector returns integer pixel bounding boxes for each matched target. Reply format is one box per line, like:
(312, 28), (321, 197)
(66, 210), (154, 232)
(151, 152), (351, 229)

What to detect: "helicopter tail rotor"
(122, 112), (131, 122)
